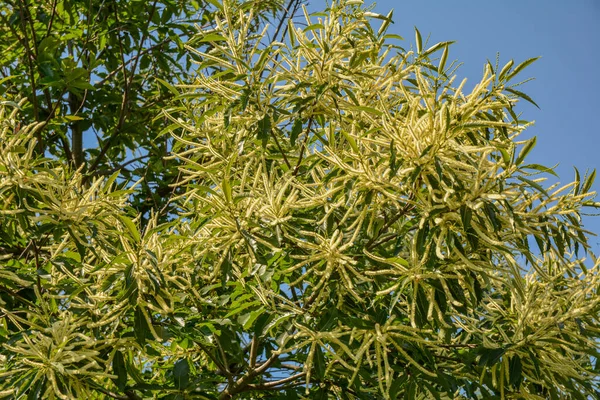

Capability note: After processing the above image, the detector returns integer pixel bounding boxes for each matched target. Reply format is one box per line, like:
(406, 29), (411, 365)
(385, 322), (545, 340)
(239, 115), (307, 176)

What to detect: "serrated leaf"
(173, 359), (190, 390)
(516, 136), (536, 165)
(582, 169), (596, 194)
(422, 41), (454, 58)
(134, 306), (149, 346)
(506, 56), (540, 82)
(291, 119), (303, 146)
(498, 59), (514, 81)
(518, 176), (549, 197)
(438, 44), (449, 74)
(156, 77), (179, 96)
(415, 27), (422, 54)
(506, 87), (540, 109)
(257, 114), (271, 148)
(521, 163), (558, 177)
(118, 215), (140, 243)
(199, 33), (227, 42)
(112, 350), (127, 391)
(508, 355), (522, 388)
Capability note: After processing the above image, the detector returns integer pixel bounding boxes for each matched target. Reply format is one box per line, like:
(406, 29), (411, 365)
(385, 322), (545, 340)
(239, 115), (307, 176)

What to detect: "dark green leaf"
(257, 114), (271, 148)
(173, 359), (190, 390)
(291, 119), (303, 146)
(112, 350), (128, 391)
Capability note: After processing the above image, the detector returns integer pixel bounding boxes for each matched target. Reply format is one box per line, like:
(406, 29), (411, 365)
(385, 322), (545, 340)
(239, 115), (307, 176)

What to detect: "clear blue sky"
(307, 0), (600, 250)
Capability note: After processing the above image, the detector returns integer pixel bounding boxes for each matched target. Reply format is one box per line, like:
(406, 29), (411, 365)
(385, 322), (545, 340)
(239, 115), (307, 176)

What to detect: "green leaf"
(422, 41), (454, 58)
(438, 44), (449, 74)
(518, 176), (549, 197)
(498, 59), (514, 81)
(134, 306), (149, 346)
(341, 129), (359, 153)
(118, 215), (140, 243)
(415, 27), (422, 54)
(521, 163), (558, 177)
(516, 136), (536, 165)
(156, 77), (179, 96)
(508, 354), (522, 388)
(460, 205), (472, 231)
(478, 347), (505, 367)
(257, 114), (271, 148)
(348, 104), (383, 116)
(199, 33), (228, 42)
(173, 359), (190, 390)
(304, 23), (324, 32)
(112, 350), (128, 391)
(574, 167), (582, 195)
(582, 169), (596, 194)
(505, 87), (540, 109)
(291, 119), (303, 146)
(506, 56), (540, 82)
(313, 345), (326, 379)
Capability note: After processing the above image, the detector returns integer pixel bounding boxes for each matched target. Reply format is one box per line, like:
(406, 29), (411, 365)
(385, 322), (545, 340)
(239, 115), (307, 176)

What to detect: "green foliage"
(0, 0), (282, 220)
(1, 0), (600, 399)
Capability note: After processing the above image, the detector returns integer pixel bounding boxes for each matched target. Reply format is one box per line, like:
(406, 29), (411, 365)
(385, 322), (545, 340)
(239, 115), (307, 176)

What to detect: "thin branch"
(365, 192), (417, 251)
(86, 1), (160, 176)
(197, 342), (230, 378)
(244, 372), (306, 391)
(292, 116), (314, 176)
(126, 0), (158, 90)
(85, 9), (130, 176)
(272, 129), (291, 169)
(0, 10), (39, 122)
(94, 387), (129, 400)
(219, 352), (281, 400)
(45, 0), (58, 38)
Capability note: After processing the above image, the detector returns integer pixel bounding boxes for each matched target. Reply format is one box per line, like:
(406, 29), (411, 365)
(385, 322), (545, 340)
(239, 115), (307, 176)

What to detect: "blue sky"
(308, 0), (600, 250)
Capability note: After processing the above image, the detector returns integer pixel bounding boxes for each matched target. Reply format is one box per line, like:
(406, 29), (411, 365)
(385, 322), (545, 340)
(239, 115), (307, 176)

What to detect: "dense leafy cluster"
(1, 0), (599, 399)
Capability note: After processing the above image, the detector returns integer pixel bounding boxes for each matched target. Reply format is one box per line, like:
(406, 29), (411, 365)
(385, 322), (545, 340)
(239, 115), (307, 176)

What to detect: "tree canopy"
(1, 0), (599, 399)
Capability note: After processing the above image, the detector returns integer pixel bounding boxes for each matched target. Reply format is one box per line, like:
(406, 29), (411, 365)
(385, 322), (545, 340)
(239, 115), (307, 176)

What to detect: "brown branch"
(94, 387), (130, 400)
(85, 9), (130, 176)
(88, 155), (151, 177)
(197, 342), (230, 378)
(126, 0), (158, 90)
(45, 0), (58, 38)
(292, 116), (314, 176)
(272, 129), (291, 169)
(244, 372), (306, 391)
(219, 353), (281, 400)
(0, 10), (39, 123)
(86, 2), (159, 176)
(365, 192), (417, 251)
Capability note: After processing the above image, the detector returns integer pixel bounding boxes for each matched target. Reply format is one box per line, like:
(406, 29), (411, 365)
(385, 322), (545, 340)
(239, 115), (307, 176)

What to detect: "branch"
(45, 0), (58, 38)
(292, 116), (314, 176)
(0, 10), (39, 122)
(271, 129), (291, 169)
(243, 372), (306, 392)
(88, 155), (151, 177)
(85, 8), (131, 176)
(219, 352), (281, 400)
(365, 192), (417, 251)
(94, 387), (129, 400)
(126, 0), (158, 90)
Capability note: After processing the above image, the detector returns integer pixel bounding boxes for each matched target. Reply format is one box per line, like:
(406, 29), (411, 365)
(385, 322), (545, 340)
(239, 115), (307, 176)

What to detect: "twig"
(271, 129), (291, 169)
(365, 193), (416, 251)
(94, 387), (130, 400)
(292, 116), (314, 176)
(244, 372), (306, 391)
